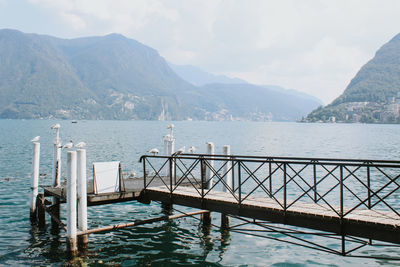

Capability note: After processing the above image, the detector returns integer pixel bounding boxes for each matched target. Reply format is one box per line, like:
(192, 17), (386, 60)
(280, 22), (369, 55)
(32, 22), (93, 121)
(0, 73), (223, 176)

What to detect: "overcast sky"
(1, 0), (400, 104)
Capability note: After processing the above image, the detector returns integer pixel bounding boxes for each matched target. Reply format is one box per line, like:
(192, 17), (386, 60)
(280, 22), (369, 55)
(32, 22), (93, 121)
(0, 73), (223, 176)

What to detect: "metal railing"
(139, 154), (400, 219)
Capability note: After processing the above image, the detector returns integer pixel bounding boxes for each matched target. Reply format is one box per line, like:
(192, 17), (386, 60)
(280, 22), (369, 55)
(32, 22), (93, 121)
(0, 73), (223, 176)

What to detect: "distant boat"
(71, 120), (78, 124)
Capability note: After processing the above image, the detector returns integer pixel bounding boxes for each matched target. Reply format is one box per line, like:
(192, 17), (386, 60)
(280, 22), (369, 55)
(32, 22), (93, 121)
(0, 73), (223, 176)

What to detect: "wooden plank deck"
(43, 176), (200, 206)
(144, 185), (400, 245)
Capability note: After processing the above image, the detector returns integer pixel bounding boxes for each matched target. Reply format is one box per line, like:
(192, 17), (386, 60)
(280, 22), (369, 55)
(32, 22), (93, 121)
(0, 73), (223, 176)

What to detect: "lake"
(1, 120), (400, 266)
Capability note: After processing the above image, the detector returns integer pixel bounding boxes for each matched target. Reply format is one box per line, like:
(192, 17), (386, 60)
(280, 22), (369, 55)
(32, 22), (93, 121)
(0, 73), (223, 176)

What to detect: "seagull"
(167, 124), (174, 136)
(188, 146), (196, 153)
(173, 146), (185, 156)
(62, 140), (74, 149)
(148, 148), (159, 155)
(50, 123), (60, 129)
(31, 136), (40, 142)
(75, 142), (86, 149)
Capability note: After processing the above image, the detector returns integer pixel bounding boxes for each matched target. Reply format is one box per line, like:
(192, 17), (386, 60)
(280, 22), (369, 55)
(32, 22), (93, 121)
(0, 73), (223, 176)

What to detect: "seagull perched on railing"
(188, 146), (196, 153)
(173, 146), (185, 156)
(62, 140), (74, 149)
(31, 136), (40, 142)
(75, 142), (86, 149)
(148, 148), (159, 155)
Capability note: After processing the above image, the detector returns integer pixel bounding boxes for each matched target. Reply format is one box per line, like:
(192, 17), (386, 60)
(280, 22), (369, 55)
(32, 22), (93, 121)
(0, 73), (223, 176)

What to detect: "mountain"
(306, 33), (400, 123)
(168, 63), (247, 86)
(0, 29), (321, 121)
(199, 83), (322, 121)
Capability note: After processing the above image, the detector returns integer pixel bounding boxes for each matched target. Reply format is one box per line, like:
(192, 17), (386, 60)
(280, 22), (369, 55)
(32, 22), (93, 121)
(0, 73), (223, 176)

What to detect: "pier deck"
(144, 185), (400, 245)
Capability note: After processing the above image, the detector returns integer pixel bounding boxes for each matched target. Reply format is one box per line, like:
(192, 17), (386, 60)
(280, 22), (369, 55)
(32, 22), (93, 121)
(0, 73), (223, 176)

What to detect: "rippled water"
(1, 120), (400, 266)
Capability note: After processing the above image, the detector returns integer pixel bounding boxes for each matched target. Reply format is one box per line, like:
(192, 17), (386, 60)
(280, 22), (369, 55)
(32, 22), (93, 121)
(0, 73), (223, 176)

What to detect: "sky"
(1, 0), (400, 104)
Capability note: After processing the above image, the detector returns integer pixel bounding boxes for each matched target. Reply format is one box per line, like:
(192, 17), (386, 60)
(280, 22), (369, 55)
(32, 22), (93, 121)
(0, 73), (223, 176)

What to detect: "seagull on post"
(188, 146), (196, 153)
(62, 140), (74, 149)
(75, 142), (86, 149)
(148, 148), (159, 155)
(167, 124), (174, 136)
(50, 123), (60, 129)
(31, 136), (40, 142)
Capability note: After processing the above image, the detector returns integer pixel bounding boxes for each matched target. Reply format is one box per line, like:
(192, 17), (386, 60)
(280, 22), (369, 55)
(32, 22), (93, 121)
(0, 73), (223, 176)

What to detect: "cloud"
(27, 0), (400, 104)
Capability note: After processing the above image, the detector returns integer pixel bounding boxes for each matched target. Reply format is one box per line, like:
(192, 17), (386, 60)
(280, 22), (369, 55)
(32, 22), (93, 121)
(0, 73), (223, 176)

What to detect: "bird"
(167, 124), (174, 136)
(50, 123), (60, 129)
(173, 146), (185, 156)
(188, 146), (196, 153)
(148, 148), (159, 155)
(75, 142), (86, 149)
(62, 140), (74, 149)
(31, 136), (40, 142)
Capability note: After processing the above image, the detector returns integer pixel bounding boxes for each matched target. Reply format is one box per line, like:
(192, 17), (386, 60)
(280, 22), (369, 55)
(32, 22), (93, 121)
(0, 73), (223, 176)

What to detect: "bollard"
(163, 134), (175, 177)
(221, 145), (231, 228)
(205, 142), (215, 189)
(77, 149), (88, 247)
(30, 142), (40, 222)
(67, 151), (77, 255)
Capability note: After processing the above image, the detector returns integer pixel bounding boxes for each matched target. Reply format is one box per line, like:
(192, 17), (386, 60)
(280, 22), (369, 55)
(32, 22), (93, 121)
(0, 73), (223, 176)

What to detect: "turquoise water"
(1, 120), (400, 266)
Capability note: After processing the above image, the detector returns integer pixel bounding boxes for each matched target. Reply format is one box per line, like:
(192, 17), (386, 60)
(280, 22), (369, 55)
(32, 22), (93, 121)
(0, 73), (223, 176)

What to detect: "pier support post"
(30, 142), (40, 223)
(67, 151), (77, 256)
(36, 193), (46, 227)
(77, 149), (88, 248)
(221, 145), (231, 228)
(161, 202), (173, 215)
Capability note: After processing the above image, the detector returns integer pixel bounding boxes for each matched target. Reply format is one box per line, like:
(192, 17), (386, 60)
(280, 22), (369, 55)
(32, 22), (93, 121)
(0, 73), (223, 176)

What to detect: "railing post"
(340, 165), (344, 217)
(169, 157), (173, 194)
(283, 163), (287, 211)
(143, 157), (147, 189)
(200, 157), (205, 198)
(238, 161), (242, 205)
(367, 163), (371, 209)
(269, 160), (272, 197)
(313, 161), (317, 203)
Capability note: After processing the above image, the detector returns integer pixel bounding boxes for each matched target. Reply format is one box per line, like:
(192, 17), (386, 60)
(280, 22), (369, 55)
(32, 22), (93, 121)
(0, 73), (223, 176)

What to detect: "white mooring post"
(205, 142), (215, 189)
(67, 151), (77, 255)
(30, 142), (40, 222)
(52, 126), (61, 187)
(77, 149), (88, 246)
(221, 145), (231, 229)
(222, 145), (232, 193)
(163, 134), (175, 177)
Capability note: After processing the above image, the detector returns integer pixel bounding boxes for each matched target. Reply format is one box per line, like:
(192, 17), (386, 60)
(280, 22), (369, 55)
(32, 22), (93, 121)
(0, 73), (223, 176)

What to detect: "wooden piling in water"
(30, 142), (40, 223)
(67, 151), (77, 255)
(36, 193), (46, 227)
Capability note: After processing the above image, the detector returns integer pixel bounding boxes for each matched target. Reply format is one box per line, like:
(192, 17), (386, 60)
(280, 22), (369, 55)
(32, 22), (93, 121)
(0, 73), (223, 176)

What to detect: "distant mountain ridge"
(168, 63), (248, 86)
(306, 32), (400, 123)
(0, 29), (321, 121)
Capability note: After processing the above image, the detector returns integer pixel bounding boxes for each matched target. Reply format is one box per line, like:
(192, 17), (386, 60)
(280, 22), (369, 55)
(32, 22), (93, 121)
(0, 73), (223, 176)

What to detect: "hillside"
(0, 29), (321, 121)
(306, 33), (400, 123)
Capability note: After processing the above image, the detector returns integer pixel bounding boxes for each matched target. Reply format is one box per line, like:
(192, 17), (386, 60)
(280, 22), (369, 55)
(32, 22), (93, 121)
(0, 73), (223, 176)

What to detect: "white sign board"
(93, 161), (120, 194)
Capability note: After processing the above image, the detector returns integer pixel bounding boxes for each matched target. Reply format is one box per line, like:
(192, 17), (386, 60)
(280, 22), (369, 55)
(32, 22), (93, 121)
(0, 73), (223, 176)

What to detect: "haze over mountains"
(306, 32), (400, 123)
(0, 29), (321, 121)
